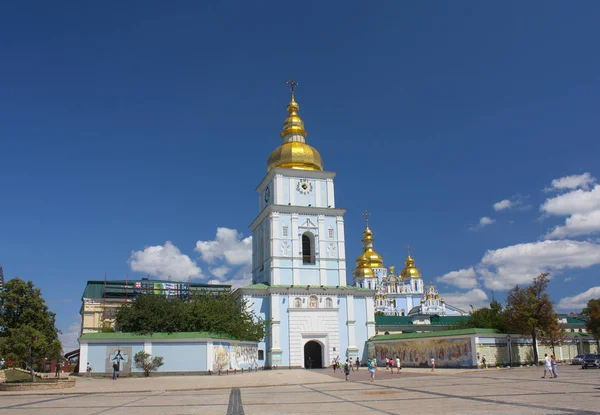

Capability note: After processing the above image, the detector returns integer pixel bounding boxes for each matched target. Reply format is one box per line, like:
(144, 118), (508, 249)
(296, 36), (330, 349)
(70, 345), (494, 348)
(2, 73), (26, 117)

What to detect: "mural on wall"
(212, 342), (259, 371)
(105, 346), (132, 373)
(368, 337), (473, 368)
(231, 344), (258, 370)
(213, 342), (230, 371)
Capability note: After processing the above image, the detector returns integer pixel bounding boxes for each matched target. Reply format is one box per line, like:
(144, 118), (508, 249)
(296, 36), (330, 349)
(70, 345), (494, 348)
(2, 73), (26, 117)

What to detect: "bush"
(133, 351), (164, 377)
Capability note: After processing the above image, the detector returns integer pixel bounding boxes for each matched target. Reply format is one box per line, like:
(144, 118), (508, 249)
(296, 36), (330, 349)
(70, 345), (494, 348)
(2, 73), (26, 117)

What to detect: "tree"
(540, 317), (566, 355)
(0, 279), (62, 382)
(453, 300), (506, 332)
(115, 290), (268, 342)
(133, 351), (164, 376)
(581, 298), (600, 341)
(504, 273), (556, 364)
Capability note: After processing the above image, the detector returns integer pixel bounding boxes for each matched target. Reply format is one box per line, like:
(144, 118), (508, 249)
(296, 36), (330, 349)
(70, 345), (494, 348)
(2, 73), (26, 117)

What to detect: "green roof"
(370, 328), (499, 341)
(79, 331), (252, 341)
(239, 283), (372, 292)
(375, 315), (469, 326)
(82, 279), (231, 299)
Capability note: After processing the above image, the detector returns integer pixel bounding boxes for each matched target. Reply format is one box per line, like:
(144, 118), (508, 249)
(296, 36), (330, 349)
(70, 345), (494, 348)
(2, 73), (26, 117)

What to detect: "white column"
(291, 214), (299, 285)
(144, 342), (152, 355)
(326, 178), (335, 208)
(289, 177), (295, 205)
(271, 295), (281, 350)
(315, 179), (322, 207)
(207, 342), (214, 372)
(79, 343), (89, 373)
(318, 215), (327, 285)
(274, 175), (283, 205)
(336, 216), (347, 286)
(366, 297), (376, 338)
(271, 213), (279, 284)
(347, 295), (357, 350)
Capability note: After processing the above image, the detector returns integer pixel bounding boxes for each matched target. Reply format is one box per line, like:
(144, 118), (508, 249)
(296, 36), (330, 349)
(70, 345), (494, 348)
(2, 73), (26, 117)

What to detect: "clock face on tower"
(296, 180), (313, 195)
(264, 186), (270, 202)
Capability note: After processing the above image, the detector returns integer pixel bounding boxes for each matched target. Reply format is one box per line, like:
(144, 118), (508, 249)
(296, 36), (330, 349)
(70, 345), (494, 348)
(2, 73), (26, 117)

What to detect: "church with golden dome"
(352, 218), (467, 317)
(238, 81), (376, 369)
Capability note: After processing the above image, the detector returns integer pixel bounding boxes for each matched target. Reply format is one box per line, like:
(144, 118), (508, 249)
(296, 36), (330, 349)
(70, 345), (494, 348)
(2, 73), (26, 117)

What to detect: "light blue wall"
(354, 297), (368, 360)
(86, 343), (144, 373)
(280, 269), (293, 285)
(152, 342), (207, 371)
(279, 295), (290, 366)
(298, 269), (319, 285)
(246, 295), (269, 366)
(326, 270), (338, 286)
(337, 296), (349, 357)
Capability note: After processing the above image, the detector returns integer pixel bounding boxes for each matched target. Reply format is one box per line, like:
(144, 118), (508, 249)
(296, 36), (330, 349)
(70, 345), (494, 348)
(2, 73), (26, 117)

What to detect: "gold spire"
(400, 245), (422, 280)
(267, 79), (323, 172)
(355, 211), (383, 270)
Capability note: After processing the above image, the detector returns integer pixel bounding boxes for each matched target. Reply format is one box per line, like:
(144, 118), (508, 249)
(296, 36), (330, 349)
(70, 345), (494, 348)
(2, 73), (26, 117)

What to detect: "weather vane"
(286, 78), (299, 93)
(407, 245), (411, 256)
(362, 210), (371, 226)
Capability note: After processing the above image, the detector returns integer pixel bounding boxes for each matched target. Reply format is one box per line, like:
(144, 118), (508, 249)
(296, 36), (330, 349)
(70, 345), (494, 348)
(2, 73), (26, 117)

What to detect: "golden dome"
(355, 226), (383, 269)
(400, 252), (422, 280)
(267, 141), (323, 172)
(353, 261), (374, 279)
(266, 85), (323, 173)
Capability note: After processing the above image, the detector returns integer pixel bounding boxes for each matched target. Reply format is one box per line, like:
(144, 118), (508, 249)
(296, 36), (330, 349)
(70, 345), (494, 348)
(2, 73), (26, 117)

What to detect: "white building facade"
(238, 86), (376, 368)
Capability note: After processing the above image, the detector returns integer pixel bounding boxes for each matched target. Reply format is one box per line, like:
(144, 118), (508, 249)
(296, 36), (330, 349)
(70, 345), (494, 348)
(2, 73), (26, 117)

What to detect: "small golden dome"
(400, 253), (422, 280)
(267, 88), (324, 173)
(353, 261), (374, 279)
(267, 141), (323, 172)
(355, 226), (383, 268)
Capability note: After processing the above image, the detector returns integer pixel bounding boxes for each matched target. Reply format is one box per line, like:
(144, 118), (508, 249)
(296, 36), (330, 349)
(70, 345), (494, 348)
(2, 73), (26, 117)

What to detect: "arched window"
(309, 296), (318, 308)
(302, 232), (315, 264)
(294, 298), (301, 308)
(325, 298), (333, 308)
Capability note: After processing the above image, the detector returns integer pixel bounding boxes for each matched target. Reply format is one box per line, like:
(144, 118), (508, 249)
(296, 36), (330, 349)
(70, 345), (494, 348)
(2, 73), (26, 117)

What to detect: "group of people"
(332, 356), (360, 380)
(331, 356), (402, 382)
(542, 353), (559, 379)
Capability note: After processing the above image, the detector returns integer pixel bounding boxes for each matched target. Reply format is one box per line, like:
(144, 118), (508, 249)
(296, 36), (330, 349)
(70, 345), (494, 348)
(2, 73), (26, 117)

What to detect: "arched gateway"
(304, 341), (323, 369)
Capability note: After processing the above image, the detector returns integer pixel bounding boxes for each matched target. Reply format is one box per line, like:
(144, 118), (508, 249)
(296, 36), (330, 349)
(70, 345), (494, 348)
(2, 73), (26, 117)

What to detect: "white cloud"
(557, 286), (600, 310)
(546, 210), (600, 239)
(436, 267), (478, 289)
(541, 179), (600, 239)
(129, 241), (203, 280)
(60, 319), (81, 353)
(494, 199), (513, 211)
(195, 228), (253, 288)
(439, 240), (600, 291)
(470, 217), (495, 231)
(195, 228), (252, 266)
(440, 289), (489, 312)
(209, 266), (231, 279)
(549, 172), (596, 191)
(563, 276), (573, 282)
(541, 184), (600, 217)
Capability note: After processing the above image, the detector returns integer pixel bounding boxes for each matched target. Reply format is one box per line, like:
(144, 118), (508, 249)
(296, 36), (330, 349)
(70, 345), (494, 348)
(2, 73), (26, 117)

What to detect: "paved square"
(1, 366), (598, 414)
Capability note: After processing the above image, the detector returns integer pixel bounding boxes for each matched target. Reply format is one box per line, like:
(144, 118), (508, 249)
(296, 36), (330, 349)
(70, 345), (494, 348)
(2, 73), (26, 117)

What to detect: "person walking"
(112, 361), (119, 380)
(344, 360), (350, 381)
(482, 356), (487, 369)
(551, 355), (558, 378)
(542, 354), (552, 378)
(355, 357), (360, 371)
(55, 362), (61, 378)
(349, 357), (354, 371)
(367, 357), (376, 382)
(430, 357), (436, 372)
(85, 362), (92, 377)
(395, 356), (401, 375)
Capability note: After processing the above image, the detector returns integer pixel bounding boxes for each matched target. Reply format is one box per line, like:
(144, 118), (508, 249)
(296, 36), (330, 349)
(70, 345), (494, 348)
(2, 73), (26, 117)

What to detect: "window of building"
(294, 297), (301, 308)
(309, 296), (318, 308)
(328, 227), (334, 239)
(325, 297), (333, 308)
(258, 350), (264, 360)
(302, 232), (315, 264)
(282, 225), (288, 237)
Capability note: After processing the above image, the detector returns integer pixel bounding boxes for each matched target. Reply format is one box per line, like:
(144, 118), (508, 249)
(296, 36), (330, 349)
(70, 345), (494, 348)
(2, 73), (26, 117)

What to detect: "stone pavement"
(1, 365), (598, 414)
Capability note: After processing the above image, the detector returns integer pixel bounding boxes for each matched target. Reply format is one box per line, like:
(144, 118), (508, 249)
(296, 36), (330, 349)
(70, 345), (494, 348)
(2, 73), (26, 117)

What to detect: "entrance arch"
(304, 341), (323, 369)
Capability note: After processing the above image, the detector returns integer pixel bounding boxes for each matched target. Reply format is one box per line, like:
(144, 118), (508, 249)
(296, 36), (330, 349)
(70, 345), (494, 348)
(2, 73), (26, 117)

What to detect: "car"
(571, 354), (585, 365)
(581, 354), (600, 369)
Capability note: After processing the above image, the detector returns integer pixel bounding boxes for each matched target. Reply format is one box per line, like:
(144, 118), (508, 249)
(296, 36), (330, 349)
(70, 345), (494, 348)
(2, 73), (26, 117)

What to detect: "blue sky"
(1, 1), (600, 350)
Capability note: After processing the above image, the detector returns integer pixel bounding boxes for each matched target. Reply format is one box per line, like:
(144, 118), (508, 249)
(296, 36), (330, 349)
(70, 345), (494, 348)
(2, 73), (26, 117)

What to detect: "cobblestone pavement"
(1, 365), (598, 414)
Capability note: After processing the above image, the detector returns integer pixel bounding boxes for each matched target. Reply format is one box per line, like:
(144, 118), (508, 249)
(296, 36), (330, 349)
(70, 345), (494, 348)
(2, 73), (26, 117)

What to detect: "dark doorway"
(304, 341), (322, 369)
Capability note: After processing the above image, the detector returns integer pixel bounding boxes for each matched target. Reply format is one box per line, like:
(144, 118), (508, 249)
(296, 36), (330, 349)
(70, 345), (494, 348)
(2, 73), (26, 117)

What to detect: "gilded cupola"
(267, 80), (323, 172)
(353, 212), (384, 281)
(400, 246), (422, 280)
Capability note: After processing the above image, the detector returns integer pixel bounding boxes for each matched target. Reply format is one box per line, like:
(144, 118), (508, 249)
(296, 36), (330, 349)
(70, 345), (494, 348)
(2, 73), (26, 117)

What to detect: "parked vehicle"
(581, 354), (600, 369)
(571, 354), (585, 365)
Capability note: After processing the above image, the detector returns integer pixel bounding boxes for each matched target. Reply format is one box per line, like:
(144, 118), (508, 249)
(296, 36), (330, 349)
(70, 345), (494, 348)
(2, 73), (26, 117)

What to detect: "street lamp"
(574, 334), (580, 355)
(506, 334), (512, 368)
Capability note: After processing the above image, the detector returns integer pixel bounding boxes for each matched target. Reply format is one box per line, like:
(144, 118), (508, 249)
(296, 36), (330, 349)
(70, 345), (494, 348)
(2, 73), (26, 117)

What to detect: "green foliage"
(452, 300), (506, 332)
(581, 298), (600, 340)
(0, 279), (62, 382)
(504, 273), (556, 364)
(133, 351), (164, 377)
(540, 316), (566, 354)
(115, 291), (268, 342)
